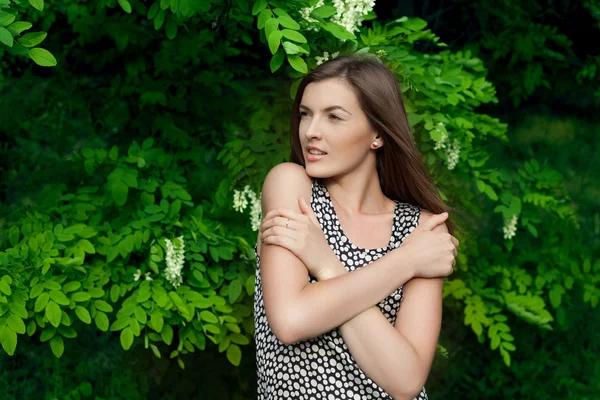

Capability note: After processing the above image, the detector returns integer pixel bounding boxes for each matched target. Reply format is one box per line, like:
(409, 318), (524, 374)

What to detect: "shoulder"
(261, 162), (313, 211)
(417, 208), (449, 234)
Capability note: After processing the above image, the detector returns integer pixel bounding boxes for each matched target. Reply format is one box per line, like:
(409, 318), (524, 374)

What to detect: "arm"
(259, 163), (416, 345)
(324, 210), (445, 400)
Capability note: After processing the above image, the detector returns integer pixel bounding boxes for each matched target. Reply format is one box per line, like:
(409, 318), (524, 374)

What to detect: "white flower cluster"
(133, 269), (153, 281)
(299, 0), (325, 31)
(433, 122), (448, 150)
(375, 49), (387, 58)
(315, 51), (340, 66)
(432, 122), (461, 170)
(164, 236), (185, 288)
(233, 185), (263, 231)
(300, 0), (376, 34)
(503, 214), (518, 240)
(331, 0), (376, 33)
(446, 139), (461, 170)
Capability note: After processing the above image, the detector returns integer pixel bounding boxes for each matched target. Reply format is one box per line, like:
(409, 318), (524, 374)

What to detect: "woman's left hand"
(259, 196), (341, 280)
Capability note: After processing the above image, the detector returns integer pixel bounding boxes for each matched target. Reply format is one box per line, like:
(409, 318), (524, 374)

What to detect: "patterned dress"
(254, 178), (428, 400)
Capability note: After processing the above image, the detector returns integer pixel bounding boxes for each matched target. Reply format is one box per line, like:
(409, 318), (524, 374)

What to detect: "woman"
(253, 54), (459, 400)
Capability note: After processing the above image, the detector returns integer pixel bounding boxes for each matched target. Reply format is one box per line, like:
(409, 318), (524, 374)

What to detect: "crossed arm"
(259, 163), (444, 399)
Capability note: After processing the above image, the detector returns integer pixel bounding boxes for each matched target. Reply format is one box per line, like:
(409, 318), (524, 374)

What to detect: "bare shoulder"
(418, 208), (449, 233)
(262, 162), (313, 212)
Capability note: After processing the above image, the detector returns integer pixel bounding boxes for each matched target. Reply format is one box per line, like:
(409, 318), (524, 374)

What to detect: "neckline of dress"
(317, 180), (399, 253)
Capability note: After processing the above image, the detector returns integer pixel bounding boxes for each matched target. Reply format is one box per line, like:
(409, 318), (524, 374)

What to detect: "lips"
(306, 146), (327, 154)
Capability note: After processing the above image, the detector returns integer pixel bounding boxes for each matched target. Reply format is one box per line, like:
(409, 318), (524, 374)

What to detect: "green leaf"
(154, 10), (166, 30)
(45, 301), (62, 328)
(78, 239), (95, 254)
(200, 311), (219, 324)
(0, 11), (15, 27)
(229, 333), (250, 345)
(7, 314), (26, 334)
(7, 22), (32, 35)
(147, 2), (159, 19)
(134, 306), (147, 324)
(272, 8), (290, 18)
(58, 326), (77, 338)
(287, 55), (308, 74)
(26, 321), (36, 336)
(251, 0), (268, 15)
(165, 20), (177, 40)
(94, 300), (113, 313)
(75, 306), (91, 324)
(282, 41), (300, 54)
(79, 382), (93, 397)
(28, 0), (44, 11)
(118, 0), (132, 13)
(228, 280), (242, 303)
(17, 31), (46, 47)
(257, 8), (272, 29)
(109, 317), (130, 332)
(264, 17), (279, 40)
(95, 311), (109, 332)
(311, 5), (337, 19)
(72, 292), (92, 302)
(151, 311), (164, 333)
(0, 27), (14, 47)
(0, 280), (11, 296)
(0, 326), (17, 356)
(112, 179), (128, 206)
(50, 335), (65, 358)
(281, 29), (307, 43)
(403, 17), (427, 31)
(277, 15), (300, 30)
(49, 290), (70, 306)
(35, 292), (49, 312)
(62, 281), (81, 293)
(28, 48), (57, 67)
(40, 327), (56, 342)
(150, 343), (161, 358)
(161, 324), (173, 345)
(120, 327), (134, 350)
(226, 343), (242, 366)
(268, 30), (281, 54)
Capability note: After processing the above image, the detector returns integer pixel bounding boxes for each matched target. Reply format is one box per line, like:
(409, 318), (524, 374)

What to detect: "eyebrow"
(299, 104), (352, 115)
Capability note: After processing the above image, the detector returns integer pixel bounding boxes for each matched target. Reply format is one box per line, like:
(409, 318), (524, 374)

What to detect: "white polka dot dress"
(254, 178), (427, 400)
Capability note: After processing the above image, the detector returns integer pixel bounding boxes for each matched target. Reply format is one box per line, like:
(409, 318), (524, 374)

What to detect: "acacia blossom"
(503, 214), (518, 240)
(233, 185), (262, 231)
(164, 236), (185, 288)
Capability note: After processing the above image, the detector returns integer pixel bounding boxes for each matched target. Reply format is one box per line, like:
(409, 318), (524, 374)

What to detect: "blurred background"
(0, 0), (598, 399)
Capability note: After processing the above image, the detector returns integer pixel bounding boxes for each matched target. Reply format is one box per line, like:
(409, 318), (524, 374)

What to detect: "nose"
(303, 116), (323, 141)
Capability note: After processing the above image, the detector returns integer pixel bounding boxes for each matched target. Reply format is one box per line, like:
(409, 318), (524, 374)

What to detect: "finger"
(451, 236), (459, 247)
(298, 196), (320, 227)
(262, 233), (297, 251)
(263, 225), (300, 241)
(421, 212), (449, 231)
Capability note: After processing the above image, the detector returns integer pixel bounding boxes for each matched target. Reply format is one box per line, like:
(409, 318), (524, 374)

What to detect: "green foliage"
(0, 0), (56, 66)
(0, 0), (598, 398)
(0, 139), (256, 368)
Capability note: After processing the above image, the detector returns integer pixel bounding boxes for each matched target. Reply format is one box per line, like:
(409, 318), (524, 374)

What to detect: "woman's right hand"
(399, 212), (459, 279)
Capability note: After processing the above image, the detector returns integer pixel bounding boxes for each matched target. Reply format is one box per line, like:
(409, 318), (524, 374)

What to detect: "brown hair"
(289, 53), (462, 236)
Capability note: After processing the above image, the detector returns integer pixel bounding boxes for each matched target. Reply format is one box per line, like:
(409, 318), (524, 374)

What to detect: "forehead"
(301, 78), (359, 109)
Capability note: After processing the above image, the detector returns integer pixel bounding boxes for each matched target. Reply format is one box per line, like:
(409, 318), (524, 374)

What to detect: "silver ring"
(285, 219), (290, 228)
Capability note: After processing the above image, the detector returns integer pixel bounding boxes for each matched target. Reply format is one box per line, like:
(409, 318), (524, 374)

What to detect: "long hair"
(289, 54), (460, 236)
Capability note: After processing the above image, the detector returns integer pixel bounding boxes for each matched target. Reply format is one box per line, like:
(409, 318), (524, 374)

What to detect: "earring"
(372, 142), (378, 148)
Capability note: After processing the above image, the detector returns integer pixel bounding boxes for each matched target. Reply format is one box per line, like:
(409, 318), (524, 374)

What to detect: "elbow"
(389, 374), (426, 400)
(270, 313), (305, 345)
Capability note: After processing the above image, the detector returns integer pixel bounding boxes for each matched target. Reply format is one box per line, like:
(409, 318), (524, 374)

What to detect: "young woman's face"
(298, 78), (379, 179)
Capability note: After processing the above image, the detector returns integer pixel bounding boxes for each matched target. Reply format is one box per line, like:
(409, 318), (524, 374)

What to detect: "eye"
(329, 114), (342, 121)
(298, 111), (308, 118)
